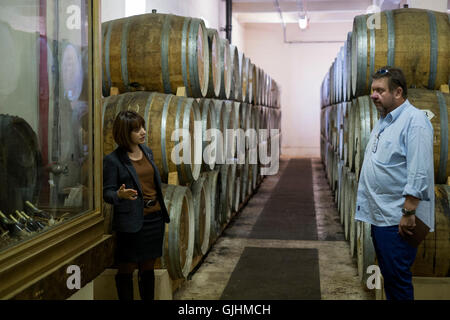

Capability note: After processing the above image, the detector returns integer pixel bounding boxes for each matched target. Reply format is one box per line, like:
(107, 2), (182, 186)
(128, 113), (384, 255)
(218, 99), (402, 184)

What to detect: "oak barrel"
(356, 220), (376, 285)
(351, 8), (449, 97)
(190, 173), (211, 256)
(0, 115), (40, 214)
(205, 169), (220, 244)
(197, 98), (218, 171)
(248, 62), (257, 104)
(161, 183), (195, 279)
(205, 29), (221, 98)
(218, 38), (232, 100)
(102, 13), (209, 98)
(229, 44), (242, 101)
(411, 184), (450, 277)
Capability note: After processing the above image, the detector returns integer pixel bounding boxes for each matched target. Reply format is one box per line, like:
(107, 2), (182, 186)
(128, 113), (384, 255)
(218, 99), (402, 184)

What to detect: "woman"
(103, 110), (170, 300)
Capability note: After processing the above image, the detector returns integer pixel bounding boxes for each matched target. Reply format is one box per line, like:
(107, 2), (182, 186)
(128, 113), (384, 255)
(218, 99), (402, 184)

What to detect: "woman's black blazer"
(103, 144), (170, 233)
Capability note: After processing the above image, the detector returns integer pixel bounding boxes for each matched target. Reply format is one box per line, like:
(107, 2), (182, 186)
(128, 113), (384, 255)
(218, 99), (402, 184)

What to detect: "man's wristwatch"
(402, 208), (416, 216)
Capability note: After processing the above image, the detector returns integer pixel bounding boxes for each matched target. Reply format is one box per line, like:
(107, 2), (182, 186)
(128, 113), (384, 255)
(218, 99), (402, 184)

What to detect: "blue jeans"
(371, 225), (418, 300)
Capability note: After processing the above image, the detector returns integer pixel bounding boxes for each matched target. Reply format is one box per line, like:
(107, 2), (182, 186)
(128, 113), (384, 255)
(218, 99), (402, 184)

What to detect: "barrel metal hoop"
(427, 10), (438, 90)
(144, 92), (154, 146)
(105, 20), (113, 93)
(181, 18), (190, 97)
(161, 94), (172, 180)
(181, 99), (193, 182)
(168, 187), (182, 277)
(161, 15), (172, 94)
(218, 41), (224, 99)
(356, 16), (367, 96)
(120, 19), (130, 90)
(112, 94), (127, 150)
(369, 23), (375, 90)
(102, 22), (109, 96)
(437, 91), (448, 183)
(183, 98), (201, 182)
(219, 41), (226, 99)
(117, 94), (127, 116)
(175, 97), (185, 182)
(385, 10), (395, 67)
(188, 19), (201, 97)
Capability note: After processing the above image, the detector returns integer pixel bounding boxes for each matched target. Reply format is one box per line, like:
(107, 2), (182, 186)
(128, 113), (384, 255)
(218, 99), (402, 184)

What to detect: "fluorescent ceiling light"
(298, 14), (308, 29)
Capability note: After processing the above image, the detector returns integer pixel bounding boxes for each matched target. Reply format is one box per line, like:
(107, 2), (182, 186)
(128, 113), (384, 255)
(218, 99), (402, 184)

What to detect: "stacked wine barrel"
(320, 8), (450, 288)
(101, 12), (282, 281)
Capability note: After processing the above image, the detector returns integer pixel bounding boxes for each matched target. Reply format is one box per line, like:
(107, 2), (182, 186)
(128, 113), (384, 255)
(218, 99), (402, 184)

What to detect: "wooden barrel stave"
(348, 172), (357, 258)
(190, 173), (211, 256)
(357, 220), (376, 284)
(218, 38), (232, 100)
(197, 98), (217, 171)
(229, 45), (242, 101)
(205, 169), (220, 245)
(205, 29), (221, 98)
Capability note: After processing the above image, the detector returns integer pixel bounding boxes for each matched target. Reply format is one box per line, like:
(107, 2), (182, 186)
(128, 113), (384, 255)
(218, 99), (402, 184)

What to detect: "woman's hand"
(117, 184), (138, 200)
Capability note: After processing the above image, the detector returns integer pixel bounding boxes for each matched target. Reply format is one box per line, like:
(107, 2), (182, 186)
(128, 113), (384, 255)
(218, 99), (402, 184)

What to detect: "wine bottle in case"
(9, 214), (33, 233)
(25, 201), (52, 219)
(20, 211), (46, 230)
(15, 210), (35, 231)
(0, 211), (28, 237)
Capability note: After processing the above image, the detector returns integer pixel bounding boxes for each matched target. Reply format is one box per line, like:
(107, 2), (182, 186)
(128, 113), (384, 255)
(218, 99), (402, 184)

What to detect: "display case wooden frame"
(0, 0), (113, 300)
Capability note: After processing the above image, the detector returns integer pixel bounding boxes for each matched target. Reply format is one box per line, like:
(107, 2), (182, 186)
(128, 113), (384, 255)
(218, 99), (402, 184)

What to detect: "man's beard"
(373, 98), (394, 117)
(375, 102), (386, 116)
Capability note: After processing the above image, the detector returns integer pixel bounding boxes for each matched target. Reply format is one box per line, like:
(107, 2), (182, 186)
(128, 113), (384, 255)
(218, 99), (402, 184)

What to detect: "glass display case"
(0, 0), (109, 299)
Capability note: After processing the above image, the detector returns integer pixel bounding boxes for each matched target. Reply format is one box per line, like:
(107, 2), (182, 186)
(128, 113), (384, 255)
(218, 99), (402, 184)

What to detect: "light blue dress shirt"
(355, 99), (435, 232)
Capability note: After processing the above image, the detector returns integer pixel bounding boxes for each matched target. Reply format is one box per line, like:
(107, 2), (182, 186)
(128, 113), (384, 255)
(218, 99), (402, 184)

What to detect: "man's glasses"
(372, 132), (381, 153)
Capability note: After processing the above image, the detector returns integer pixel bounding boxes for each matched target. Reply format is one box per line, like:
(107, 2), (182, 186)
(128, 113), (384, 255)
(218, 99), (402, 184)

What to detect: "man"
(355, 66), (435, 300)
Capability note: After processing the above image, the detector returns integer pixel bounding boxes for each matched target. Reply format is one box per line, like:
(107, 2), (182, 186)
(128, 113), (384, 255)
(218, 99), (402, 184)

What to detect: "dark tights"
(118, 259), (155, 274)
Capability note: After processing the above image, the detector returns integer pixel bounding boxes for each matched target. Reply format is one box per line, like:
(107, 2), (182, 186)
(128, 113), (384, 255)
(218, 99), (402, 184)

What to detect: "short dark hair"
(372, 66), (408, 98)
(112, 110), (145, 152)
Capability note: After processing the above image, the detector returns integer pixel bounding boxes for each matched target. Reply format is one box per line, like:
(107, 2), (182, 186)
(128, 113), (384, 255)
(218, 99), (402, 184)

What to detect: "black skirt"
(115, 211), (165, 263)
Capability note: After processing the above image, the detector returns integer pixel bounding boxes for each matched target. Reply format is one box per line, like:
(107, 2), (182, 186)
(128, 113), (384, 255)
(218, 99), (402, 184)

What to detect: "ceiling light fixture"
(298, 13), (308, 29)
(297, 0), (309, 30)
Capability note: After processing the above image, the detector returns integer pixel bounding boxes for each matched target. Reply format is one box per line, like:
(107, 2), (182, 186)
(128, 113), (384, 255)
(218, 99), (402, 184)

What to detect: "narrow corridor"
(174, 157), (374, 300)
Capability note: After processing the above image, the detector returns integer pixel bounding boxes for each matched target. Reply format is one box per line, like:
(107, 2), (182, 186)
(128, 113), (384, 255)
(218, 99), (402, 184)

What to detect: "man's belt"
(144, 199), (157, 208)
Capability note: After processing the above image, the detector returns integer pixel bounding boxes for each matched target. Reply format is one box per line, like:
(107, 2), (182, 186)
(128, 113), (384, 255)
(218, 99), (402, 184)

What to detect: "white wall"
(101, 0), (125, 22)
(101, 0), (221, 31)
(243, 23), (351, 157)
(145, 0), (221, 30)
(231, 15), (245, 53)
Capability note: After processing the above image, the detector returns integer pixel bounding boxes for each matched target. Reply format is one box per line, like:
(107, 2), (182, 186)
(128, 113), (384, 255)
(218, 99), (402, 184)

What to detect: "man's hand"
(399, 214), (416, 237)
(117, 184), (138, 200)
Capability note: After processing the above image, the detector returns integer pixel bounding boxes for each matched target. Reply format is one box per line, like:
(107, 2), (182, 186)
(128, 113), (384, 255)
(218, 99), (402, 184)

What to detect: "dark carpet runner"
(249, 158), (318, 240)
(220, 247), (321, 300)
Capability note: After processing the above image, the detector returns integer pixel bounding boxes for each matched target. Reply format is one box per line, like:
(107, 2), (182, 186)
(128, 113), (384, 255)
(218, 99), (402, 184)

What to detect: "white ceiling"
(233, 0), (377, 24)
(231, 0), (449, 24)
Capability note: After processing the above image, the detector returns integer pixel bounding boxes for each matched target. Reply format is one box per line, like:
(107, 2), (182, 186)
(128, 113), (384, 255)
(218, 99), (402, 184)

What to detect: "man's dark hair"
(372, 66), (408, 98)
(113, 110), (145, 152)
